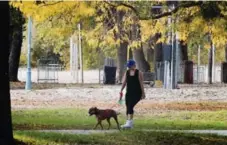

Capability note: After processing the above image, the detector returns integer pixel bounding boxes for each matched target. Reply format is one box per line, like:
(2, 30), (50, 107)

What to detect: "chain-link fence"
(178, 45), (224, 84)
(17, 48), (224, 85)
(18, 55), (116, 84)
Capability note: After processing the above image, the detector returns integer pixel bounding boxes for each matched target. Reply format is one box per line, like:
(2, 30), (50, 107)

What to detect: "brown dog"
(88, 107), (120, 130)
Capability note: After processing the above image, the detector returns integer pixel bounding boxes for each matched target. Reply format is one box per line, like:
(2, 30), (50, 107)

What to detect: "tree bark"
(143, 42), (154, 62)
(146, 48), (154, 63)
(117, 41), (128, 83)
(9, 27), (23, 82)
(225, 44), (227, 62)
(9, 6), (25, 82)
(115, 10), (128, 83)
(0, 2), (14, 145)
(133, 44), (150, 72)
(128, 47), (133, 59)
(154, 43), (163, 62)
(130, 17), (150, 72)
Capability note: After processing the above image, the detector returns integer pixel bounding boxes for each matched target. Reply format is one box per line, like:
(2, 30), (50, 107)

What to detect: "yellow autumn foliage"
(11, 1), (95, 23)
(10, 1), (227, 66)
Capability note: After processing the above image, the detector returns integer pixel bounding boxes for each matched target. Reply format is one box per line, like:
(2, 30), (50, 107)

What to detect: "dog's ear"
(94, 107), (98, 110)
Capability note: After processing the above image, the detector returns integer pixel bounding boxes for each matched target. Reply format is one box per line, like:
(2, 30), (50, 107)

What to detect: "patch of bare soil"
(11, 85), (227, 113)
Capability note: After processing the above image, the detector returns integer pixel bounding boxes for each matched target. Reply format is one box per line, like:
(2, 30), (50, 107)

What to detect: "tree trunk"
(9, 6), (25, 82)
(128, 47), (133, 59)
(143, 42), (154, 62)
(146, 46), (154, 71)
(154, 43), (163, 62)
(225, 44), (227, 62)
(133, 45), (150, 72)
(115, 10), (128, 83)
(9, 27), (23, 82)
(117, 41), (128, 83)
(148, 33), (161, 62)
(146, 48), (154, 63)
(130, 17), (150, 72)
(0, 2), (14, 145)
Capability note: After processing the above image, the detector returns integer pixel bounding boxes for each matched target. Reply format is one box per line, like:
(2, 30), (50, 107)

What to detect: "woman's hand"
(141, 92), (146, 100)
(119, 92), (123, 101)
(139, 71), (145, 100)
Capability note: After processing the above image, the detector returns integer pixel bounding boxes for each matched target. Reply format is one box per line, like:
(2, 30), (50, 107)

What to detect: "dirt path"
(12, 85), (227, 136)
(11, 85), (227, 114)
(11, 85), (227, 112)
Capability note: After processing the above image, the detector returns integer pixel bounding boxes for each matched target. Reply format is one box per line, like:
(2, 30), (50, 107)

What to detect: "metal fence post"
(25, 16), (32, 90)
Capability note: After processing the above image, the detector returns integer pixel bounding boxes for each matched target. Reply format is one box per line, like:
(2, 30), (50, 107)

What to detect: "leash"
(109, 99), (125, 109)
(109, 93), (125, 109)
(109, 103), (119, 109)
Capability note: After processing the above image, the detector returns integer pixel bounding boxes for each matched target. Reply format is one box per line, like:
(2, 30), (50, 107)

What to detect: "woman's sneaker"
(121, 120), (133, 129)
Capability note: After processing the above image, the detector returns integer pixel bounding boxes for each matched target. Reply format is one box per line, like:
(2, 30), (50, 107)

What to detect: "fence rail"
(179, 63), (222, 84)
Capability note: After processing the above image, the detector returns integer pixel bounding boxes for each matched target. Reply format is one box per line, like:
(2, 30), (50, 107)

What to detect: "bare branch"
(38, 1), (63, 7)
(105, 1), (204, 20)
(103, 1), (116, 8)
(151, 1), (203, 19)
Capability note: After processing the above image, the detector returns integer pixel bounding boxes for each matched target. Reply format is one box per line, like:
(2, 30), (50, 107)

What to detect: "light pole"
(169, 4), (177, 89)
(25, 16), (32, 90)
(151, 5), (177, 89)
(152, 5), (175, 89)
(197, 45), (201, 83)
(78, 23), (83, 84)
(212, 43), (215, 82)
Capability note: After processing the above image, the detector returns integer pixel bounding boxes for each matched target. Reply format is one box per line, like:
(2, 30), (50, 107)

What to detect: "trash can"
(221, 62), (227, 83)
(184, 60), (193, 84)
(103, 66), (117, 84)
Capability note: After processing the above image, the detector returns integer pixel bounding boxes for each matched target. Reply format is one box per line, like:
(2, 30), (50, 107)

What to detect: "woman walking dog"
(119, 59), (146, 129)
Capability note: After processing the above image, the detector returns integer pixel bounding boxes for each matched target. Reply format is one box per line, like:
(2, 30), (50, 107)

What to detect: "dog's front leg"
(93, 122), (99, 130)
(94, 120), (103, 130)
(99, 121), (104, 130)
(106, 118), (111, 130)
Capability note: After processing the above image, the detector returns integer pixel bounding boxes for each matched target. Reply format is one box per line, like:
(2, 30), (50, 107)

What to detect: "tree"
(9, 6), (25, 82)
(114, 1), (227, 84)
(225, 44), (227, 62)
(0, 1), (14, 145)
(114, 10), (128, 82)
(13, 1), (227, 84)
(12, 1), (96, 69)
(129, 16), (150, 72)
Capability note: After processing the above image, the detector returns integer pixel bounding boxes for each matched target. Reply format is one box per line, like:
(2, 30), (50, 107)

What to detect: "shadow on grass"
(14, 139), (27, 145)
(14, 130), (227, 145)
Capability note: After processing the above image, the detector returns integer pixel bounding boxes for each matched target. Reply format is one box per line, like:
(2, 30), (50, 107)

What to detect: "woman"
(119, 59), (145, 129)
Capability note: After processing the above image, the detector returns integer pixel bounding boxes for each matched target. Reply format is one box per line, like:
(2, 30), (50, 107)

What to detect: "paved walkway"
(40, 129), (118, 135)
(38, 129), (227, 136)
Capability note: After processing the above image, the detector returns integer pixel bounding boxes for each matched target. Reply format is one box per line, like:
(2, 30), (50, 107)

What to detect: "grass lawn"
(14, 130), (227, 145)
(12, 108), (227, 130)
(12, 108), (227, 144)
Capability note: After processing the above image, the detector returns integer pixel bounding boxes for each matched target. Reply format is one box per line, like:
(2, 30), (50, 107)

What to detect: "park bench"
(143, 72), (155, 87)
